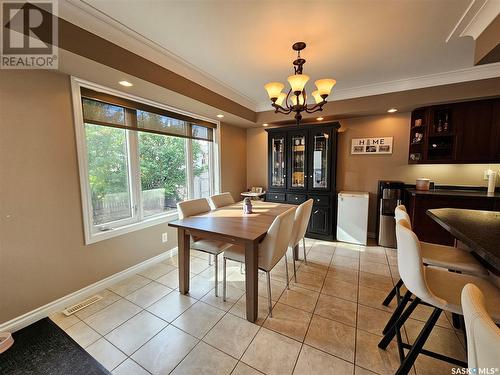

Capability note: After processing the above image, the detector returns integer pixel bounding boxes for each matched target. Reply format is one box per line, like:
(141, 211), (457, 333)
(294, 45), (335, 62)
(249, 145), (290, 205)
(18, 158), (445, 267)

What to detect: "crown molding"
(447, 0), (500, 42)
(461, 0), (500, 39)
(255, 63), (500, 112)
(60, 0), (258, 111)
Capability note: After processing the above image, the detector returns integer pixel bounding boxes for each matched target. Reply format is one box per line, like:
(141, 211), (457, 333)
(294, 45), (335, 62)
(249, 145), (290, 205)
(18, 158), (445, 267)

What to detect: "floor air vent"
(62, 295), (103, 316)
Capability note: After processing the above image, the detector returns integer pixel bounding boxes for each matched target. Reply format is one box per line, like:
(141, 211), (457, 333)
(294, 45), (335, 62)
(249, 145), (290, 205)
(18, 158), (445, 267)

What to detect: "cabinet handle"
(295, 197), (298, 200)
(309, 175), (313, 178)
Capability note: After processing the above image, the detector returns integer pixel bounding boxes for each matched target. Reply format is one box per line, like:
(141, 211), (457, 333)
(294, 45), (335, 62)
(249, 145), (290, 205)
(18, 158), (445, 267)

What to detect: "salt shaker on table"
(243, 197), (253, 214)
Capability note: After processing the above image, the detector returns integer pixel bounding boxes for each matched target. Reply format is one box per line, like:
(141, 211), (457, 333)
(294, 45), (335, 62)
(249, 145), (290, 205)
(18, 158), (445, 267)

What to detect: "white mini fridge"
(337, 191), (370, 245)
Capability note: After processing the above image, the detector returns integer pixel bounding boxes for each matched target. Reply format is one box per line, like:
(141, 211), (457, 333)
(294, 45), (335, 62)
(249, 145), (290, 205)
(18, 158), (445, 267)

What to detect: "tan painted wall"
(220, 123), (247, 199)
(0, 70), (248, 323)
(246, 128), (269, 189)
(247, 113), (500, 233)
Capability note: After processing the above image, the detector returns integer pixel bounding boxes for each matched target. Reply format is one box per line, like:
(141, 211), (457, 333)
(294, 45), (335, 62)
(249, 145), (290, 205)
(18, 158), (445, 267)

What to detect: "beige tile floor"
(51, 239), (467, 375)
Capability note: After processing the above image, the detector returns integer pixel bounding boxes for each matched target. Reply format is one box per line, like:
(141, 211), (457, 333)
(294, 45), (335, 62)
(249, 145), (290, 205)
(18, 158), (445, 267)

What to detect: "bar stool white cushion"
(396, 219), (500, 322)
(395, 206), (487, 277)
(461, 283), (500, 370)
(209, 192), (235, 209)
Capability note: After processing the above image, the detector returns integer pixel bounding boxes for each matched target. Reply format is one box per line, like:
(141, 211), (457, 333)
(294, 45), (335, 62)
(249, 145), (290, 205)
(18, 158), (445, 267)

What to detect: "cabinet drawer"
(266, 193), (286, 202)
(309, 195), (330, 206)
(287, 193), (307, 204)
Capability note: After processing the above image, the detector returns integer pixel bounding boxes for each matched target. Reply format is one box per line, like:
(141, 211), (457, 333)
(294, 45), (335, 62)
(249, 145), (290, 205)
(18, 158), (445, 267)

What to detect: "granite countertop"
(406, 188), (500, 198)
(427, 208), (500, 272)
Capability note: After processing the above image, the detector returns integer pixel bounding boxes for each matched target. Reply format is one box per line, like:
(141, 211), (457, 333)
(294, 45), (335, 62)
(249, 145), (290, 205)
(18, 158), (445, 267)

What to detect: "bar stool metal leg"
(382, 290), (412, 335)
(383, 278), (404, 307)
(379, 296), (421, 349)
(394, 308), (442, 375)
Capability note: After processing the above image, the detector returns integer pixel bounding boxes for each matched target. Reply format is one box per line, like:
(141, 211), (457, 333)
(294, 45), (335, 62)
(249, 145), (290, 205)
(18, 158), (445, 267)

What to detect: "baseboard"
(0, 248), (177, 333)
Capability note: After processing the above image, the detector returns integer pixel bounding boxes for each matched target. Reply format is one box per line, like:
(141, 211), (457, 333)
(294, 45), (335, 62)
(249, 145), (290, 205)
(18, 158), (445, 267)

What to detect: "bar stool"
(461, 283), (500, 370)
(222, 207), (296, 317)
(378, 219), (500, 375)
(382, 205), (487, 308)
(177, 198), (231, 296)
(208, 192), (235, 209)
(289, 199), (314, 281)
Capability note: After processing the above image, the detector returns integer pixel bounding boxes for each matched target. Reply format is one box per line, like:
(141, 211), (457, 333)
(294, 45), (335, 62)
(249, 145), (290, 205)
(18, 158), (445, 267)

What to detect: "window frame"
(71, 77), (221, 245)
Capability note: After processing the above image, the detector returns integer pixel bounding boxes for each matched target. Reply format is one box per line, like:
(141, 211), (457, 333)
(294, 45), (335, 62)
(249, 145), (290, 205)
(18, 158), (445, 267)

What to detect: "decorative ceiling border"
(61, 0), (258, 110)
(255, 63), (500, 112)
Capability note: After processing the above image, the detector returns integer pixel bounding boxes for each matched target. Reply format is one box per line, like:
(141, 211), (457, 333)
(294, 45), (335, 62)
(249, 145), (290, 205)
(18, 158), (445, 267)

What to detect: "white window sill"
(85, 211), (179, 245)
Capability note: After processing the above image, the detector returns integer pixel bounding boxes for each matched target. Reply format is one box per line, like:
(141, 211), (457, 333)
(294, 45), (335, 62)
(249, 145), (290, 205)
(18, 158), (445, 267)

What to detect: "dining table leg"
(245, 240), (259, 322)
(178, 228), (190, 294)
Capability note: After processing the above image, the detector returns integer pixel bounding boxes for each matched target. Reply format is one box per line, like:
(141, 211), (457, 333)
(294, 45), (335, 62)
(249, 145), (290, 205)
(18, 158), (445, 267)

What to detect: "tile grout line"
(289, 242), (336, 374)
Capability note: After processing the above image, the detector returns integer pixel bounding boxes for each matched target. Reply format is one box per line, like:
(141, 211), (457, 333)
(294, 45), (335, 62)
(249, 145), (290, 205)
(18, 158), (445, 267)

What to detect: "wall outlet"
(162, 233), (168, 243)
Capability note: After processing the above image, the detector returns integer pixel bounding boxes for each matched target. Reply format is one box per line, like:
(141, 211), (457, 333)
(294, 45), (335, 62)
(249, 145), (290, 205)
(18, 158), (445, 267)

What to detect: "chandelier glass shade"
(264, 42), (336, 124)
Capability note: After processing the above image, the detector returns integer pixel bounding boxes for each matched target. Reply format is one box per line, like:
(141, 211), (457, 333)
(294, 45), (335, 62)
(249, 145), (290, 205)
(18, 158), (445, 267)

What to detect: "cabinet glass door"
(270, 135), (286, 188)
(310, 129), (331, 190)
(290, 134), (306, 189)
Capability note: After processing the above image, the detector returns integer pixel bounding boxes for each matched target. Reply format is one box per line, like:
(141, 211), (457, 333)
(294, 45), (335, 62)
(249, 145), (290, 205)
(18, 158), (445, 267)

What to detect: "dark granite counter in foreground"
(407, 188), (500, 199)
(427, 208), (500, 273)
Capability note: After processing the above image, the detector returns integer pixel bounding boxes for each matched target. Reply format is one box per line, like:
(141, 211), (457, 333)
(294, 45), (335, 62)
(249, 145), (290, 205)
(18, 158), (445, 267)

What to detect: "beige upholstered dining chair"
(221, 207), (296, 317)
(383, 205), (487, 308)
(378, 218), (500, 374)
(177, 198), (231, 297)
(461, 283), (500, 370)
(289, 199), (314, 281)
(209, 192), (235, 209)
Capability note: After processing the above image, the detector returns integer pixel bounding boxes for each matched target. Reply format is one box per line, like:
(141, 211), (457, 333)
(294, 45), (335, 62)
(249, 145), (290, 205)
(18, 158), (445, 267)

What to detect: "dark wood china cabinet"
(266, 122), (340, 240)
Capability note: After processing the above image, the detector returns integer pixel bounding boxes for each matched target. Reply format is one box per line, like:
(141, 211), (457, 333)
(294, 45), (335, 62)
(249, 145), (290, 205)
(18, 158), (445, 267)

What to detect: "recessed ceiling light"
(118, 80), (133, 87)
(316, 117), (324, 121)
(216, 114), (224, 118)
(387, 108), (398, 113)
(263, 123), (269, 127)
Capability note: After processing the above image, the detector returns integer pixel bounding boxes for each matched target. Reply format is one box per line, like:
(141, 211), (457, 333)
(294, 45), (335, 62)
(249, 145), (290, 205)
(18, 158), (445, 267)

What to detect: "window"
(73, 80), (220, 244)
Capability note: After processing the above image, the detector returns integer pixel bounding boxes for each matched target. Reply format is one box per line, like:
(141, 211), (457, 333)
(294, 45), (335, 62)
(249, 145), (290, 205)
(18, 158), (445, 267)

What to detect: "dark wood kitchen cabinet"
(266, 122), (340, 240)
(408, 98), (500, 164)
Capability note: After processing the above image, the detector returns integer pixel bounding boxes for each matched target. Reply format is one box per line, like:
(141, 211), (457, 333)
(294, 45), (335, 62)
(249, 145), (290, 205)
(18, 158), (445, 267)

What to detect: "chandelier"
(264, 42), (336, 125)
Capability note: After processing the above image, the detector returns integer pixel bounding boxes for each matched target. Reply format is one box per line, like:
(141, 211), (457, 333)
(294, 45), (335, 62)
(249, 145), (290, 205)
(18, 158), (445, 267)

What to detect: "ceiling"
(61, 0), (494, 112)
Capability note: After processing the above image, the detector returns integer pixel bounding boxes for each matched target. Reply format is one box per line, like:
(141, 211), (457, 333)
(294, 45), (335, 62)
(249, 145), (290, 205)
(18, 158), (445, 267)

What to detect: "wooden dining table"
(168, 201), (296, 322)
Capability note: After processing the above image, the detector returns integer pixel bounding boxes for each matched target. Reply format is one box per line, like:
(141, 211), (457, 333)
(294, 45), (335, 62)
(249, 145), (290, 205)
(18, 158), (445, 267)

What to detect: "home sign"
(351, 137), (393, 155)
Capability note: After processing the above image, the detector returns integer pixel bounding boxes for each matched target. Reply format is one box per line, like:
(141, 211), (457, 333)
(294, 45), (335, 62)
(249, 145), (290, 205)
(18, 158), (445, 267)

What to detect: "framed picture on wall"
(351, 137), (393, 155)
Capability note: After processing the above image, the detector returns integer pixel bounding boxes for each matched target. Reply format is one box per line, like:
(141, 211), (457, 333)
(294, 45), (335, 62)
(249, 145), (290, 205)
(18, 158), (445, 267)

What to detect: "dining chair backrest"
(395, 219), (446, 306)
(395, 205), (411, 228)
(289, 199), (314, 248)
(461, 283), (500, 369)
(177, 198), (211, 219)
(209, 192), (235, 209)
(258, 207), (296, 271)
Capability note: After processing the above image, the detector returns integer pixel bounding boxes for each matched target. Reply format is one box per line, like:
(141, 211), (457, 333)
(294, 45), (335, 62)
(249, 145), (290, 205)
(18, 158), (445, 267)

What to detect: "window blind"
(81, 88), (215, 141)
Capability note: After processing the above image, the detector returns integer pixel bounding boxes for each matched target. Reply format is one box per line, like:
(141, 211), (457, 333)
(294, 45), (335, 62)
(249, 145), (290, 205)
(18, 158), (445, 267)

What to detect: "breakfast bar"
(427, 208), (500, 273)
